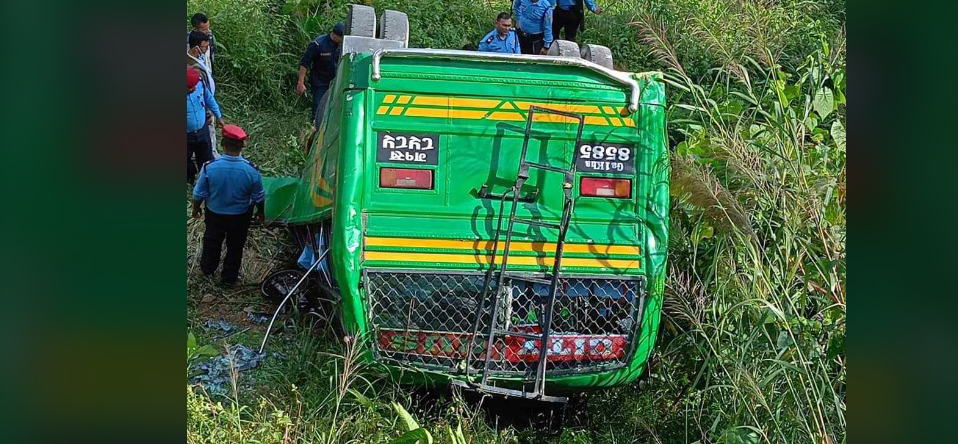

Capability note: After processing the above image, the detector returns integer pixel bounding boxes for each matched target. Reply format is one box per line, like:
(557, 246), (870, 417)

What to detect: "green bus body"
(264, 50), (669, 391)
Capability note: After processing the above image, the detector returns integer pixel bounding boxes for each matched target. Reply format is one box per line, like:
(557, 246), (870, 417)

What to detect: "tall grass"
(188, 0), (844, 108)
(186, 1), (845, 442)
(616, 12), (846, 443)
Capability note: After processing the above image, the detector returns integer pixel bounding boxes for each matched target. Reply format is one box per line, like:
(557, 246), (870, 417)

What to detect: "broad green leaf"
(784, 84), (801, 101)
(195, 344), (218, 358)
(831, 120), (846, 150)
(187, 332), (197, 350)
(348, 388), (376, 410)
(720, 426), (761, 444)
(393, 402), (420, 431)
(813, 87), (834, 119)
(389, 428), (433, 444)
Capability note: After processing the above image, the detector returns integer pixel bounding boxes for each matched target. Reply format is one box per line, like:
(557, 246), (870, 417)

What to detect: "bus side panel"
(332, 89), (369, 338)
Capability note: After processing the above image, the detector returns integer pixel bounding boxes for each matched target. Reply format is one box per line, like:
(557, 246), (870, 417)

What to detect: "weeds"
(187, 0), (845, 442)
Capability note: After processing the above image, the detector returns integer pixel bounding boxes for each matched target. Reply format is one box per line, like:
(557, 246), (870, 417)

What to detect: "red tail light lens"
(380, 168), (433, 190)
(580, 177), (631, 198)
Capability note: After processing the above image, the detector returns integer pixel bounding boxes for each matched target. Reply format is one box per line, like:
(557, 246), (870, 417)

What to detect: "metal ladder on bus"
(457, 106), (585, 403)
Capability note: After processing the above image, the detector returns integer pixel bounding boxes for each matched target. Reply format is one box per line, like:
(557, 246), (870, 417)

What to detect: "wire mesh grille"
(365, 269), (644, 376)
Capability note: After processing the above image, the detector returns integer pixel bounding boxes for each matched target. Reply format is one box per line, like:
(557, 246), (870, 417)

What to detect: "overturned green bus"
(264, 7), (669, 402)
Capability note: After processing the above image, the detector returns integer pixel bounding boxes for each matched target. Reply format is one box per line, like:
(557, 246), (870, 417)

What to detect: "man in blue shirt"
(296, 22), (345, 127)
(512, 0), (554, 55)
(192, 124), (266, 286)
(187, 66), (224, 184)
(479, 12), (521, 54)
(188, 30), (220, 159)
(553, 0), (602, 43)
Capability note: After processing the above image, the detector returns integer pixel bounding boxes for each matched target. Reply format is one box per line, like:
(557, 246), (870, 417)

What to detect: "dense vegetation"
(186, 0), (846, 443)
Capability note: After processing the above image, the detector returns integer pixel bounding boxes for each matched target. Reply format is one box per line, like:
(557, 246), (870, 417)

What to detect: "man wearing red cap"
(187, 65), (224, 183)
(192, 124), (265, 286)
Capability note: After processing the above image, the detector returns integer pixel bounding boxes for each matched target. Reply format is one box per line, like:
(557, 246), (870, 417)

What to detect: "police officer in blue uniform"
(192, 124), (266, 286)
(512, 0), (555, 55)
(479, 12), (521, 54)
(553, 0), (602, 43)
(296, 22), (345, 126)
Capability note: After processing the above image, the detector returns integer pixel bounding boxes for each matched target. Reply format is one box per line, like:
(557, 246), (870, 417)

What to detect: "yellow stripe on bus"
(364, 237), (640, 256)
(364, 251), (640, 269)
(403, 108), (490, 119)
(513, 101), (602, 114)
(380, 94), (639, 127)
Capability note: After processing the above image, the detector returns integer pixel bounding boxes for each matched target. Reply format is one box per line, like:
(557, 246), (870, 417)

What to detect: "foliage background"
(186, 0), (845, 442)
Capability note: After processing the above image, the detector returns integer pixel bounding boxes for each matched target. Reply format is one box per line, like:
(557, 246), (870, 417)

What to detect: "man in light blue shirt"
(553, 0), (602, 43)
(479, 12), (521, 54)
(187, 66), (224, 183)
(512, 0), (554, 54)
(192, 124), (265, 286)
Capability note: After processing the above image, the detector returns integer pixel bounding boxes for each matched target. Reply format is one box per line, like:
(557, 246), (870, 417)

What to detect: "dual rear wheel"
(548, 40), (615, 69)
(345, 4), (408, 47)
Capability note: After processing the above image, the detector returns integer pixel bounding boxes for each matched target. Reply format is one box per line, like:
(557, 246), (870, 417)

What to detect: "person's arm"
(585, 0), (601, 13)
(203, 84), (224, 126)
(297, 66), (308, 95)
(251, 172), (266, 223)
(297, 42), (317, 95)
(191, 199), (205, 219)
(512, 0), (521, 30)
(209, 32), (216, 65)
(478, 34), (491, 52)
(192, 169), (210, 219)
(541, 7), (555, 54)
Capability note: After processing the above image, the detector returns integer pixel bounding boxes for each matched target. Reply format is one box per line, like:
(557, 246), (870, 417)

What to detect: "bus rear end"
(349, 50), (669, 392)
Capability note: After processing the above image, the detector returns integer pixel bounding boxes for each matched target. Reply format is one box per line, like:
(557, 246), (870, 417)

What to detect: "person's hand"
(254, 212), (265, 224)
(216, 118), (226, 128)
(595, 7), (603, 14)
(192, 207), (203, 219)
(540, 47), (549, 55)
(296, 82), (307, 95)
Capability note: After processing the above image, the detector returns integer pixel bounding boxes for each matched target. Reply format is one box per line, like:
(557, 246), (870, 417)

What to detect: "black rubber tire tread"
(580, 43), (614, 69)
(379, 9), (409, 47)
(346, 4), (377, 38)
(547, 39), (580, 57)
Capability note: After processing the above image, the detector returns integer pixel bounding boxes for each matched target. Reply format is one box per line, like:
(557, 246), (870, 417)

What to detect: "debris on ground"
(190, 344), (266, 397)
(204, 318), (237, 333)
(246, 311), (269, 325)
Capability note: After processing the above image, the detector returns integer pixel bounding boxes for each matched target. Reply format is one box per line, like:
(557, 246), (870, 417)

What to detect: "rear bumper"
(362, 269), (647, 385)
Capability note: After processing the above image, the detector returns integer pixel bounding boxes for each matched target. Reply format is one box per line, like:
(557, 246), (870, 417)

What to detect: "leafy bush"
(599, 18), (846, 443)
(186, 0), (846, 442)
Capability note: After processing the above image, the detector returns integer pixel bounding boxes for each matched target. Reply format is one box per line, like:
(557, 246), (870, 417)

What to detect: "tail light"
(580, 177), (631, 198)
(380, 168), (433, 190)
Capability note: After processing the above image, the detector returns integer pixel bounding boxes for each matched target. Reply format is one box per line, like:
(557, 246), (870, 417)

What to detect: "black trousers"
(200, 208), (253, 284)
(187, 123), (213, 183)
(553, 7), (583, 42)
(517, 30), (546, 55)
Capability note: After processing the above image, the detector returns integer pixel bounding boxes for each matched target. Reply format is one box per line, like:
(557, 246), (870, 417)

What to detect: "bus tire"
(346, 4), (377, 38)
(580, 44), (614, 69)
(379, 10), (409, 47)
(547, 39), (580, 57)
